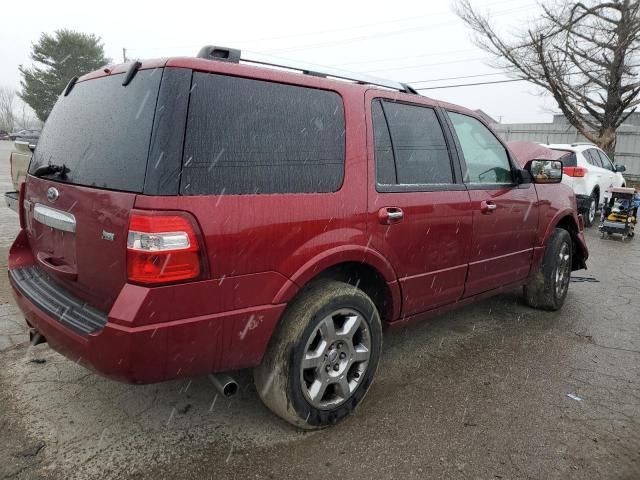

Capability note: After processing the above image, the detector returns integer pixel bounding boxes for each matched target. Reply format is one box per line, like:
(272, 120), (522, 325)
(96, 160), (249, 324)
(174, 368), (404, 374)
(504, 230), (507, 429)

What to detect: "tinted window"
(596, 150), (614, 171)
(584, 149), (603, 167)
(381, 101), (453, 184)
(551, 150), (577, 167)
(181, 73), (345, 195)
(29, 69), (162, 192)
(448, 112), (512, 184)
(372, 100), (396, 184)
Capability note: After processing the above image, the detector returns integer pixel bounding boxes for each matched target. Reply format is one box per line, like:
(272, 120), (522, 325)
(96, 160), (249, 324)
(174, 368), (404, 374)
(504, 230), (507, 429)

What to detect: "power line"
(411, 63), (640, 89)
(229, 12), (454, 44)
(364, 57), (489, 73)
(414, 78), (525, 90)
(125, 0), (531, 54)
(126, 13), (453, 52)
(127, 0), (531, 54)
(409, 72), (509, 84)
(262, 4), (536, 55)
(334, 48), (479, 67)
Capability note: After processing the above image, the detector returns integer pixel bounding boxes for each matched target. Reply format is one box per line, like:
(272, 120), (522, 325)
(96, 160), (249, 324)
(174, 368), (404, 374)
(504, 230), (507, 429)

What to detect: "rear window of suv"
(550, 149), (577, 167)
(180, 73), (345, 195)
(29, 69), (162, 192)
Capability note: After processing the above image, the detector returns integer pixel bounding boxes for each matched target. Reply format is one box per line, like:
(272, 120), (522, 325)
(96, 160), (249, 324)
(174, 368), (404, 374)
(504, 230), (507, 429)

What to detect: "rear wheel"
(584, 192), (598, 227)
(254, 280), (382, 429)
(524, 228), (572, 311)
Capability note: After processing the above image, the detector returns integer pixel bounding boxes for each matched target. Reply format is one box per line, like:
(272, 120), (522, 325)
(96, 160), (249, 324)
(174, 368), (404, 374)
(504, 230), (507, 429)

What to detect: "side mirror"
(615, 164), (626, 173)
(28, 143), (36, 152)
(524, 159), (563, 184)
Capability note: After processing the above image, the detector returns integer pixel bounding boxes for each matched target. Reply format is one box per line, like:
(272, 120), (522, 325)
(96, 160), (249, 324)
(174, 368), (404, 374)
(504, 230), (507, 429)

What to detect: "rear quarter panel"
(133, 78), (374, 318)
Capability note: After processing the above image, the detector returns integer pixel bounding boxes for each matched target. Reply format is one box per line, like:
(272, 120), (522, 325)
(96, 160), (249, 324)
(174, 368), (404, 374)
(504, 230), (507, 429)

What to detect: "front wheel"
(524, 228), (572, 311)
(254, 280), (382, 429)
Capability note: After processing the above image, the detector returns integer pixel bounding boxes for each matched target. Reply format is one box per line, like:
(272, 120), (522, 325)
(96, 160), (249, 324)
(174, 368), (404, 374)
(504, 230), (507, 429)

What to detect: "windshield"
(29, 69), (162, 192)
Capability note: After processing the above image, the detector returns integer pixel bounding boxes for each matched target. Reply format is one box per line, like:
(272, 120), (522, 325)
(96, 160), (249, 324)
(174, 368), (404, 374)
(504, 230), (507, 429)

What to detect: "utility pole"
(122, 48), (128, 63)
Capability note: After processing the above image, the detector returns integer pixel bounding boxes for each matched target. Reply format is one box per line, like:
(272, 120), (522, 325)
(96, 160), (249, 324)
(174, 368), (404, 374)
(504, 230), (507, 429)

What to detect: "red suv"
(8, 46), (588, 429)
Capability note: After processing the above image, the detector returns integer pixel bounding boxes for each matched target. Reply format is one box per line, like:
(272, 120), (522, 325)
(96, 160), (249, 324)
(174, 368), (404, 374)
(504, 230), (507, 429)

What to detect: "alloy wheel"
(300, 308), (371, 409)
(554, 242), (571, 298)
(588, 198), (596, 224)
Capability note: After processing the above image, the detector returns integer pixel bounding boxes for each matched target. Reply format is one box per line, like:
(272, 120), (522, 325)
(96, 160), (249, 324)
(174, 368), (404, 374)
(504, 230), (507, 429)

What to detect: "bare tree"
(0, 86), (17, 132)
(456, 0), (640, 158)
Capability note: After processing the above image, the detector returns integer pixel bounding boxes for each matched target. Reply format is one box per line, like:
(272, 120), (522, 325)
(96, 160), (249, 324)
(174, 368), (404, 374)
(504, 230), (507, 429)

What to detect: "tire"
(254, 279), (382, 429)
(583, 192), (598, 227)
(524, 228), (572, 311)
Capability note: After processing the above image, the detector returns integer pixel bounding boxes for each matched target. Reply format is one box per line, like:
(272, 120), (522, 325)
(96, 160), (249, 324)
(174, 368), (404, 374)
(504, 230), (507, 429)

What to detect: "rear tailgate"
(24, 177), (136, 312)
(21, 66), (164, 312)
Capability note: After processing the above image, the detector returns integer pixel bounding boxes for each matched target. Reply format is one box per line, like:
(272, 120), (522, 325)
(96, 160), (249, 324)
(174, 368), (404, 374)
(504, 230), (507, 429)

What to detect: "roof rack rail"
(570, 142), (595, 147)
(196, 45), (417, 94)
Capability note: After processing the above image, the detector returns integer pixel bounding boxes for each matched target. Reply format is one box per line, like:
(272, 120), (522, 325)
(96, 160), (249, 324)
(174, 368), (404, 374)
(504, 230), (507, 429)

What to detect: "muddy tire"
(524, 228), (572, 311)
(583, 192), (598, 227)
(254, 280), (382, 429)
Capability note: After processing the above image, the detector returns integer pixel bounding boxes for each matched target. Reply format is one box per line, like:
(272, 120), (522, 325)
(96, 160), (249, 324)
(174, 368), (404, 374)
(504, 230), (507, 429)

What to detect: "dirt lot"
(0, 139), (638, 480)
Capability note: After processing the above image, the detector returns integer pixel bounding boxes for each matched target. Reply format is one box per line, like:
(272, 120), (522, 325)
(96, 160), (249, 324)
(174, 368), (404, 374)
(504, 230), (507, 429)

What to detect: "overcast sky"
(0, 0), (559, 123)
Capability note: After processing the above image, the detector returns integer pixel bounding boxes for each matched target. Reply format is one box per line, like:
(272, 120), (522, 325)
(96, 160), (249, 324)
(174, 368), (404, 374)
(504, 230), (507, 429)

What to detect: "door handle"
(378, 207), (404, 225)
(480, 200), (497, 214)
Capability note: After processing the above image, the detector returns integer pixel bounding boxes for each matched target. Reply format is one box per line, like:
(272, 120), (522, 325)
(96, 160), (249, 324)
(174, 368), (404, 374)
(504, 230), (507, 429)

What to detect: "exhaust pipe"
(208, 373), (239, 397)
(29, 329), (47, 346)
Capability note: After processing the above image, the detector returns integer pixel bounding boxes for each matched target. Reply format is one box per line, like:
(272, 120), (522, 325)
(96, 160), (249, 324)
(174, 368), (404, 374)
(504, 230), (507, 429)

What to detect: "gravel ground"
(0, 139), (638, 479)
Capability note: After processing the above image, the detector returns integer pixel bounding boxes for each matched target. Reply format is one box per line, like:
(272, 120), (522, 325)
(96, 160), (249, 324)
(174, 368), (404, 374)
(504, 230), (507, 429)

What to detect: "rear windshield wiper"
(33, 163), (69, 179)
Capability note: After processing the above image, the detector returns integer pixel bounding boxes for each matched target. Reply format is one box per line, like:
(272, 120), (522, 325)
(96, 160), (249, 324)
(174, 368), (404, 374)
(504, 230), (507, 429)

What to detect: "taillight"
(563, 166), (588, 177)
(127, 213), (203, 284)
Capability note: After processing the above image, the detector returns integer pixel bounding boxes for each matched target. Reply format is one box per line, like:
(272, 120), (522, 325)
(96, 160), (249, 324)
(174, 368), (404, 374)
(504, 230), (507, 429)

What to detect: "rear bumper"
(5, 191), (18, 212)
(9, 260), (286, 384)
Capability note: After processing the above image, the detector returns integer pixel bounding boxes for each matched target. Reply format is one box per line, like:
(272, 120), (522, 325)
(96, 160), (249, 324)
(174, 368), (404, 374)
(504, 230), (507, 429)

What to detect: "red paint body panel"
(364, 92), (472, 315)
(9, 254), (285, 383)
(464, 186), (539, 296)
(24, 176), (135, 312)
(8, 57), (588, 385)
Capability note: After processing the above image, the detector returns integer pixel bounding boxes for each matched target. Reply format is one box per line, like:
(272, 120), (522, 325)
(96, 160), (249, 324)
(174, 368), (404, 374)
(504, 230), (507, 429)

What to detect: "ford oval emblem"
(47, 187), (59, 203)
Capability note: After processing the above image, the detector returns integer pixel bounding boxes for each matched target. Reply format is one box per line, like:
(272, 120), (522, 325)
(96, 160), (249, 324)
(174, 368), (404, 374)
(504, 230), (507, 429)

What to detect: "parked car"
(0, 130), (10, 140)
(9, 129), (40, 141)
(544, 143), (626, 226)
(8, 47), (588, 429)
(5, 140), (33, 211)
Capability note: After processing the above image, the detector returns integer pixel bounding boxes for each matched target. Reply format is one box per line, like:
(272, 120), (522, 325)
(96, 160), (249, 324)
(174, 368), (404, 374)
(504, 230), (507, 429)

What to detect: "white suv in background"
(545, 143), (627, 226)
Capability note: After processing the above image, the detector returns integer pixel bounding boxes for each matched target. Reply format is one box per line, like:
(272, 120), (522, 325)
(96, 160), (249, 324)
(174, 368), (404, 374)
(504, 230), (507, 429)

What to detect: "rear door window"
(29, 69), (162, 192)
(373, 100), (453, 185)
(181, 73), (345, 195)
(372, 100), (397, 185)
